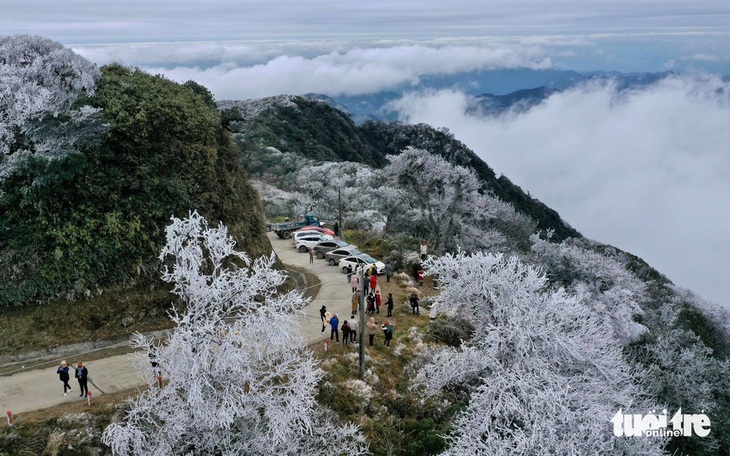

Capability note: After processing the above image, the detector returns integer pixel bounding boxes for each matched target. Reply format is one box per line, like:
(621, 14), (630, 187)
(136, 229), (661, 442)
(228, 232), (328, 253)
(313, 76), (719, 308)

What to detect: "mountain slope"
(223, 95), (580, 241)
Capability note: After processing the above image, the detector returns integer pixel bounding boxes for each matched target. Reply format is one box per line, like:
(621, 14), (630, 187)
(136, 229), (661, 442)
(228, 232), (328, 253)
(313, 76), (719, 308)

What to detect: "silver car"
(324, 246), (362, 266)
(310, 239), (351, 259)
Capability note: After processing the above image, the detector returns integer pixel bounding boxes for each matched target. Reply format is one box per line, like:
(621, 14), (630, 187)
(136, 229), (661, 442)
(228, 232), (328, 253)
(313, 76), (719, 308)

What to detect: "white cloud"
(131, 44), (551, 99)
(391, 76), (730, 309)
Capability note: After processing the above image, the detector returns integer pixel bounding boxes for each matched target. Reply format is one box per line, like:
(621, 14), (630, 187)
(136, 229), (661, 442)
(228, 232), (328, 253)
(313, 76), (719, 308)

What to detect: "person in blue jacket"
(56, 360), (71, 396)
(329, 313), (340, 342)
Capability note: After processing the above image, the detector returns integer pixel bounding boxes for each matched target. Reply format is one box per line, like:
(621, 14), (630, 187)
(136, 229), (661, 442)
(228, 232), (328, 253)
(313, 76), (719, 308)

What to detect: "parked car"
(338, 255), (386, 275)
(324, 246), (362, 266)
(294, 234), (334, 252)
(294, 225), (335, 237)
(291, 229), (331, 246)
(311, 239), (350, 259)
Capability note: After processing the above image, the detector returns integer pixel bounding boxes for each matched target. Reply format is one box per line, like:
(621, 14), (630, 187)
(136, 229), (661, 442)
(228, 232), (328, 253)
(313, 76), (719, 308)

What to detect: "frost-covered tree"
(633, 303), (730, 455)
(414, 251), (665, 455)
(531, 234), (648, 345)
(0, 35), (101, 174)
(102, 212), (366, 455)
(384, 148), (533, 254)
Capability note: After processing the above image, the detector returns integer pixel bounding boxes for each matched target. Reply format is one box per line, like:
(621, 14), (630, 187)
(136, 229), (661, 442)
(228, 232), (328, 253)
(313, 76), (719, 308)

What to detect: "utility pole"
(358, 266), (366, 377)
(338, 187), (344, 243)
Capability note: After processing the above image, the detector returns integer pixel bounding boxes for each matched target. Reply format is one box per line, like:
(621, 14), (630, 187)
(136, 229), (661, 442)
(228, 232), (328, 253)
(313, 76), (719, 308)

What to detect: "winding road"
(0, 232), (353, 417)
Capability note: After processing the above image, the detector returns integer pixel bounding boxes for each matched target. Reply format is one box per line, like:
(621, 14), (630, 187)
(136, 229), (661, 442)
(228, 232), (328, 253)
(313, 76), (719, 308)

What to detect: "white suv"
(291, 230), (329, 246)
(294, 234), (334, 252)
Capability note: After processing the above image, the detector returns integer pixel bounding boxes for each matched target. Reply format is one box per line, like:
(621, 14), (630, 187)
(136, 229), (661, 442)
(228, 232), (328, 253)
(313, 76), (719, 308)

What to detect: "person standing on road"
(375, 289), (382, 314)
(309, 249), (314, 264)
(363, 271), (370, 294)
(75, 361), (89, 397)
(385, 262), (393, 282)
(329, 313), (340, 342)
(366, 317), (377, 346)
(351, 290), (359, 319)
(350, 274), (359, 293)
(369, 272), (377, 292)
(418, 267), (425, 287)
(386, 292), (394, 317)
(320, 305), (328, 333)
(57, 360), (71, 396)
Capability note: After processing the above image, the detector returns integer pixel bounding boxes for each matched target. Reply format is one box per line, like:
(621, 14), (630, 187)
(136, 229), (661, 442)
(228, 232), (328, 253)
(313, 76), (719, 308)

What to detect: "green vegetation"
(231, 96), (387, 166)
(0, 65), (270, 307)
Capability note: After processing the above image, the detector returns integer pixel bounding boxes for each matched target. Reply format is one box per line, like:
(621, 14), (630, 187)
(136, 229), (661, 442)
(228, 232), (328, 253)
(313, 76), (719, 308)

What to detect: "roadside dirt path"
(0, 232), (358, 416)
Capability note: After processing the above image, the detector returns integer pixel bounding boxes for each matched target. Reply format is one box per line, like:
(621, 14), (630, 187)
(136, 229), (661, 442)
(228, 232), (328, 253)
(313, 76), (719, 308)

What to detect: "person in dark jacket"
(410, 293), (420, 315)
(384, 262), (393, 282)
(320, 305), (328, 333)
(56, 360), (71, 396)
(75, 361), (88, 397)
(329, 313), (340, 342)
(342, 321), (351, 346)
(386, 293), (394, 317)
(381, 321), (394, 347)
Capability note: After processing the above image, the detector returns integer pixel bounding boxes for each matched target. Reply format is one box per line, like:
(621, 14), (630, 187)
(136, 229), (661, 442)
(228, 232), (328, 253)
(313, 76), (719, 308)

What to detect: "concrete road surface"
(0, 232), (360, 416)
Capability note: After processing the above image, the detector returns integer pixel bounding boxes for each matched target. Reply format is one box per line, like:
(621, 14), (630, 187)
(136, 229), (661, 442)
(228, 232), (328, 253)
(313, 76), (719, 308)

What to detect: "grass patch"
(0, 283), (176, 357)
(313, 276), (458, 455)
(0, 386), (144, 456)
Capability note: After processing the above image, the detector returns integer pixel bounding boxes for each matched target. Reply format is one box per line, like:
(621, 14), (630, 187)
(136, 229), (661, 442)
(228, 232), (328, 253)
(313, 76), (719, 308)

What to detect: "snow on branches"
(415, 250), (665, 455)
(384, 148), (534, 254)
(103, 212), (366, 456)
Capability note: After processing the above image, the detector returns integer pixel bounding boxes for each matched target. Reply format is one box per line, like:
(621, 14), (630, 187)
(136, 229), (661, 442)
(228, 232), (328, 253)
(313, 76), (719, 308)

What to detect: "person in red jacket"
(418, 267), (425, 287)
(375, 289), (382, 314)
(370, 272), (377, 291)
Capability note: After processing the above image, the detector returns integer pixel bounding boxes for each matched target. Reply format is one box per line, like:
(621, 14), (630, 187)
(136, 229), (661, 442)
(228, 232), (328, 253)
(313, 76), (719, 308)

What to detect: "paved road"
(0, 232), (358, 416)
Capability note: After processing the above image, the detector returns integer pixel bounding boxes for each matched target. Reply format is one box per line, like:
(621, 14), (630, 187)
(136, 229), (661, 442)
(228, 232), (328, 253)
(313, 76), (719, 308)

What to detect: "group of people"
(56, 360), (88, 397)
(320, 307), (395, 348)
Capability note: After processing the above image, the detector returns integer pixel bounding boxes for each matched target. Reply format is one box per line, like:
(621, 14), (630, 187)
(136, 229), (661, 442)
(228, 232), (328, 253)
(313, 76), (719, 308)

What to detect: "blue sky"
(3, 2), (730, 309)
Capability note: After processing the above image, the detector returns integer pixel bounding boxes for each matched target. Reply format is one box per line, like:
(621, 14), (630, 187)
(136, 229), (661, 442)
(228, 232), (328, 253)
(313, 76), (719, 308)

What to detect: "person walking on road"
(385, 262), (392, 282)
(369, 273), (377, 293)
(386, 292), (394, 317)
(366, 317), (378, 346)
(75, 361), (89, 397)
(309, 249), (314, 263)
(329, 313), (340, 342)
(57, 360), (71, 396)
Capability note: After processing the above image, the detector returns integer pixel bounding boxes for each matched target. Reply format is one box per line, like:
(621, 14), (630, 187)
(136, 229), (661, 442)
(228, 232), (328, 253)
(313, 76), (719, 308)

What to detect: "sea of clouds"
(391, 76), (730, 309)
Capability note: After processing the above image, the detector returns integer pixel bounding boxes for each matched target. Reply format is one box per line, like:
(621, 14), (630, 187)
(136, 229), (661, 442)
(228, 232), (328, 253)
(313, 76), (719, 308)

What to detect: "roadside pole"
(358, 267), (366, 377)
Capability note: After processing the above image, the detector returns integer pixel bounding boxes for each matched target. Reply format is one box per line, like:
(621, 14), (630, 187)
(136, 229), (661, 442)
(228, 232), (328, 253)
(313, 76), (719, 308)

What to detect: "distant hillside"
(222, 95), (580, 241)
(219, 96), (387, 167)
(313, 69), (676, 122)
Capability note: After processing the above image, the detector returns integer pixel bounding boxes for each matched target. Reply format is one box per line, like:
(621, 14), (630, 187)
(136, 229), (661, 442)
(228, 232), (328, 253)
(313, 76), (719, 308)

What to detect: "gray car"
(310, 239), (351, 259)
(324, 246), (362, 266)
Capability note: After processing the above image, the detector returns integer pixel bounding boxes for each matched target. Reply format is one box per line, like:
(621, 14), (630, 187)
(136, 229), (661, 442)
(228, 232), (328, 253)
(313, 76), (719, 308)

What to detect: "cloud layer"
(113, 44), (551, 99)
(391, 76), (730, 309)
